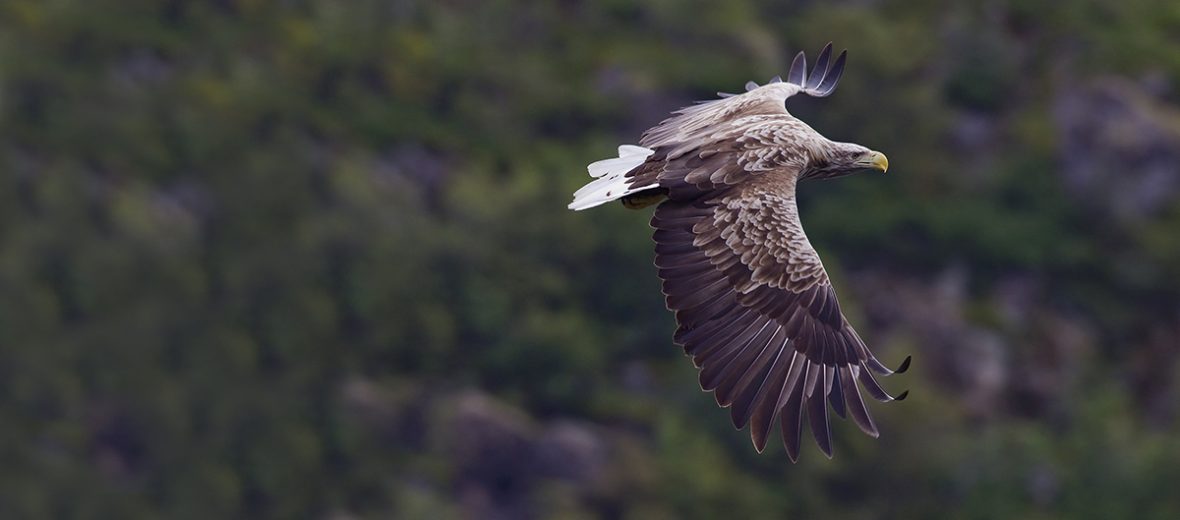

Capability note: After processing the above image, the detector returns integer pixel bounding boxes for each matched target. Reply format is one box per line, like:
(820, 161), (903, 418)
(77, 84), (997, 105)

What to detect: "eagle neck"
(802, 139), (859, 180)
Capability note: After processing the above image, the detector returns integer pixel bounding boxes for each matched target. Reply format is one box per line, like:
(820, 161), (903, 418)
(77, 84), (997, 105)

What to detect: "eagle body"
(569, 44), (907, 461)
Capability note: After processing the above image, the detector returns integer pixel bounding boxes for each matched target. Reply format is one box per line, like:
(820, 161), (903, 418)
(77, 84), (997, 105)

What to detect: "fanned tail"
(568, 145), (657, 211)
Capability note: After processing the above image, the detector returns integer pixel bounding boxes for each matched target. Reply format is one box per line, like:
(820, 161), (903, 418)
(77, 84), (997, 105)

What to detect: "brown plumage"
(569, 43), (907, 461)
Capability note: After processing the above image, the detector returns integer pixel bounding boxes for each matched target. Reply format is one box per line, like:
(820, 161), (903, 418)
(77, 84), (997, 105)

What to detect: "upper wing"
(640, 42), (848, 150)
(652, 180), (908, 461)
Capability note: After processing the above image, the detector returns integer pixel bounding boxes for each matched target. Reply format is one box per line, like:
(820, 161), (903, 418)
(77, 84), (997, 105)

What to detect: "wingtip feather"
(895, 355), (912, 374)
(787, 51), (807, 85)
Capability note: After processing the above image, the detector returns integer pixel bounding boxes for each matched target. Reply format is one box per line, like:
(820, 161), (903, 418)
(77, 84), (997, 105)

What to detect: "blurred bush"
(1, 0), (1179, 518)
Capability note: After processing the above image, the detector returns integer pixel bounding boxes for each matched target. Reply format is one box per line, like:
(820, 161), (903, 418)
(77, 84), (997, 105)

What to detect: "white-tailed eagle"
(569, 44), (909, 461)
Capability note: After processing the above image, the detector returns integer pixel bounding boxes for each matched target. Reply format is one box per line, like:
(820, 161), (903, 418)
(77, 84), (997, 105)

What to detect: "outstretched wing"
(640, 42), (848, 150)
(652, 180), (908, 461)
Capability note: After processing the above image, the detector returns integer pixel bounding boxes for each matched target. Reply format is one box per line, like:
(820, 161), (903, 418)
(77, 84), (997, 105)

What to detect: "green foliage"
(2, 0), (1179, 518)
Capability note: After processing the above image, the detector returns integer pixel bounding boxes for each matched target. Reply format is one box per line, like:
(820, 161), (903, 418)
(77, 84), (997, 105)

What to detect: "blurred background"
(2, 0), (1179, 518)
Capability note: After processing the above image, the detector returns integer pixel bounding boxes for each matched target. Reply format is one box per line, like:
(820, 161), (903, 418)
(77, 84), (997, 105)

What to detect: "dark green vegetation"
(3, 1), (1180, 518)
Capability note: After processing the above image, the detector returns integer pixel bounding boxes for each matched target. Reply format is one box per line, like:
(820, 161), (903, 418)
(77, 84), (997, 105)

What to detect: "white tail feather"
(568, 145), (656, 211)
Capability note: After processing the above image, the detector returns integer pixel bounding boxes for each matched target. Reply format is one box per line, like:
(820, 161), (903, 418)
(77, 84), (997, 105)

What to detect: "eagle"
(568, 44), (909, 461)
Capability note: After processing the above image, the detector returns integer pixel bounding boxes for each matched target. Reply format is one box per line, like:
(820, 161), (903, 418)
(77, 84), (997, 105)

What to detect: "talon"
(895, 390), (910, 401)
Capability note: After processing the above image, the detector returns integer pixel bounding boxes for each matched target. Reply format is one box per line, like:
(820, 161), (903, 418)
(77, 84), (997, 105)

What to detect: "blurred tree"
(1, 0), (1179, 518)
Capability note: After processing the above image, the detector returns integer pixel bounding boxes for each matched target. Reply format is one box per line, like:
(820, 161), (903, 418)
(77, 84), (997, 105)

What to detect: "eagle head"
(805, 141), (888, 180)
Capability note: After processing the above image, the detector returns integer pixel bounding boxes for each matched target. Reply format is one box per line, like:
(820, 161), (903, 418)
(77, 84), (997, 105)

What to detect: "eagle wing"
(653, 181), (908, 461)
(640, 42), (848, 149)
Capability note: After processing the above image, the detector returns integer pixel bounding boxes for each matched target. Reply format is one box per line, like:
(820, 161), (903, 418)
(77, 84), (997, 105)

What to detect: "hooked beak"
(858, 151), (888, 173)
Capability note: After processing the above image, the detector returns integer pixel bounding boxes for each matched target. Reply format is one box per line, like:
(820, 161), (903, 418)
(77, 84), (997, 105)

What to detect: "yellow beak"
(867, 151), (889, 173)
